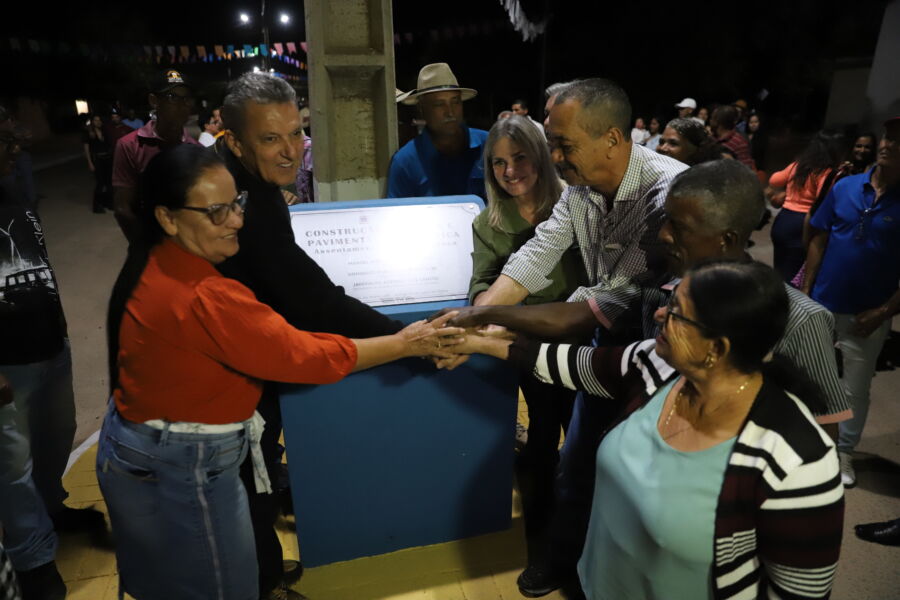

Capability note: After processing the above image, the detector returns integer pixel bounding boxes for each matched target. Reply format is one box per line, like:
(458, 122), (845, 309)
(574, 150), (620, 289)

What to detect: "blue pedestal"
(280, 302), (519, 567)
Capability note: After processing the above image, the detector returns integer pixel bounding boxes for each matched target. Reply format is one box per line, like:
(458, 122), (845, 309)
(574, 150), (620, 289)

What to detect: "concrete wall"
(305, 0), (398, 202)
(866, 0), (900, 128)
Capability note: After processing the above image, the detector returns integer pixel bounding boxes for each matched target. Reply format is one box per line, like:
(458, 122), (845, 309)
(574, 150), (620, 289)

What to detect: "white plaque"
(290, 201), (482, 307)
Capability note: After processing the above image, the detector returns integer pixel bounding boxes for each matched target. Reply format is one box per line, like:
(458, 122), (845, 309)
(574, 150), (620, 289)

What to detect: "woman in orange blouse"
(97, 145), (463, 600)
(767, 130), (846, 283)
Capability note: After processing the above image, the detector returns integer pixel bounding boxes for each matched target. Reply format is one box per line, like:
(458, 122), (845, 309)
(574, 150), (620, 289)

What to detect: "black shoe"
(16, 561), (66, 600)
(283, 559), (304, 585)
(855, 518), (900, 546)
(516, 564), (562, 598)
(50, 506), (106, 533)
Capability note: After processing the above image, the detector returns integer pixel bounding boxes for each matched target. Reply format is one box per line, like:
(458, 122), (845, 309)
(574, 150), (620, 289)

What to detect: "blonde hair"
(484, 115), (563, 231)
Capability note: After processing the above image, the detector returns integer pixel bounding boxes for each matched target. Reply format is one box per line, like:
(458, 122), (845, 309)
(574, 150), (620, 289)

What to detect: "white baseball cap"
(674, 98), (697, 109)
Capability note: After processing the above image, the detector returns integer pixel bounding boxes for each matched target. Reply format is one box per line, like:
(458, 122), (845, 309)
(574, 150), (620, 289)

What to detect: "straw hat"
(399, 63), (477, 106)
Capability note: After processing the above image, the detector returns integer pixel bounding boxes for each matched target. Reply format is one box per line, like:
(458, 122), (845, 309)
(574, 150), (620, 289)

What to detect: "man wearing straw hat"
(388, 63), (488, 200)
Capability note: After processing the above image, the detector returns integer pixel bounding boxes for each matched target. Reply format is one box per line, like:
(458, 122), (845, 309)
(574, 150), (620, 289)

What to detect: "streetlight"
(237, 3), (291, 70)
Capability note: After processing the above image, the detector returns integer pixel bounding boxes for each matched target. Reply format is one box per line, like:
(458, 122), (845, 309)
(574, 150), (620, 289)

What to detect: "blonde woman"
(468, 115), (586, 584)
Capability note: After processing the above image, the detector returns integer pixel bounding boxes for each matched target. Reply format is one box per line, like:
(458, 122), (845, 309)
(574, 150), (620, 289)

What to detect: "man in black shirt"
(217, 73), (402, 600)
(0, 106), (102, 600)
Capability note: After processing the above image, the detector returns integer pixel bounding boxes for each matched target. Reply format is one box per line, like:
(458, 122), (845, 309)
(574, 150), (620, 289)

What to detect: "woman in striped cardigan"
(460, 259), (843, 600)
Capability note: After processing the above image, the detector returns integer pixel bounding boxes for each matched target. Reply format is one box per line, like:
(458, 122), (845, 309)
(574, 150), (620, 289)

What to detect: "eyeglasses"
(178, 191), (247, 225)
(663, 293), (713, 335)
(159, 92), (195, 106)
(855, 207), (874, 240)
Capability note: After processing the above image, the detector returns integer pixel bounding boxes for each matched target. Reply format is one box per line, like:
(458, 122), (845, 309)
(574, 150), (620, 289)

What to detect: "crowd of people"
(0, 61), (897, 600)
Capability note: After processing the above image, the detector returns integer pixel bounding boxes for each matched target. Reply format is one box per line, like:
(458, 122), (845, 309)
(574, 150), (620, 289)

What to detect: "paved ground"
(25, 145), (900, 598)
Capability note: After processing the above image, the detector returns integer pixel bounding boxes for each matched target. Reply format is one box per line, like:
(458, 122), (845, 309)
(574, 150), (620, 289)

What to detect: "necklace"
(662, 376), (754, 440)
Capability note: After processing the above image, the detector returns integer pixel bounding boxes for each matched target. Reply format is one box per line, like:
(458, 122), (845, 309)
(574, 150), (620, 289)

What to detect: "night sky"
(1, 0), (889, 132)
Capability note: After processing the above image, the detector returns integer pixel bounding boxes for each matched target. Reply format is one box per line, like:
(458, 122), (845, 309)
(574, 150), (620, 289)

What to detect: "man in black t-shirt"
(0, 107), (102, 600)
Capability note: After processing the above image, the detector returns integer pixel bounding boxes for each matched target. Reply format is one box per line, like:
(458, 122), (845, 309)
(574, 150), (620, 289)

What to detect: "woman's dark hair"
(665, 118), (719, 165)
(106, 145), (225, 393)
(686, 259), (788, 374)
(790, 129), (846, 189)
(685, 258), (826, 412)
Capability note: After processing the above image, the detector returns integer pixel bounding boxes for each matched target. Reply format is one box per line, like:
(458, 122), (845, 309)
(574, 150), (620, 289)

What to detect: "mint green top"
(468, 200), (586, 304)
(577, 379), (736, 600)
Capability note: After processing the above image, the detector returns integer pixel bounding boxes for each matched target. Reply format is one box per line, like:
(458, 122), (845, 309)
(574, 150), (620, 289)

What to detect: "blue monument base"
(280, 301), (520, 567)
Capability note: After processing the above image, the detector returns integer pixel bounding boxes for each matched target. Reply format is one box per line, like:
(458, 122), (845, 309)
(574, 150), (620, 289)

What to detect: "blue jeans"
(0, 343), (75, 570)
(96, 406), (258, 600)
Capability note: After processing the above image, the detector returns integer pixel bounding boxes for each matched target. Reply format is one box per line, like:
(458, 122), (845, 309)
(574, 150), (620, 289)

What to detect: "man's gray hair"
(555, 78), (631, 140)
(669, 159), (765, 240)
(544, 80), (580, 101)
(222, 72), (297, 134)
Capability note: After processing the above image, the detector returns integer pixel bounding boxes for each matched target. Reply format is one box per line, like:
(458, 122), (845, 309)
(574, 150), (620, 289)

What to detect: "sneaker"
(265, 583), (308, 600)
(516, 564), (562, 598)
(839, 451), (856, 488)
(15, 560), (66, 600)
(283, 559), (303, 585)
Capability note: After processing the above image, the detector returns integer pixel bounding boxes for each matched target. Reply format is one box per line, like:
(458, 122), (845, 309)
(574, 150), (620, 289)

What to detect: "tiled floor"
(56, 402), (565, 600)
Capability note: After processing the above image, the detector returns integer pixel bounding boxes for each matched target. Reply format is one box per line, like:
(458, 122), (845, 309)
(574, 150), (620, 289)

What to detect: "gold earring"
(704, 354), (715, 368)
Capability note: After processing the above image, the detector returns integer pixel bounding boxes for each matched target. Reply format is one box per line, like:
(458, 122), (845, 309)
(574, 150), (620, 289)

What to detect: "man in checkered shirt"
(471, 78), (686, 597)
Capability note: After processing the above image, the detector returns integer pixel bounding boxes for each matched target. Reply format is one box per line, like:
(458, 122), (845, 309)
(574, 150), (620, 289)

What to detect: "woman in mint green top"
(468, 115), (587, 572)
(579, 377), (735, 599)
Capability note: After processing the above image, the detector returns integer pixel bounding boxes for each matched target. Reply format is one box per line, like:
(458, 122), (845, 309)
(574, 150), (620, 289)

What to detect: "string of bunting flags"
(4, 38), (310, 81)
(4, 18), (512, 67)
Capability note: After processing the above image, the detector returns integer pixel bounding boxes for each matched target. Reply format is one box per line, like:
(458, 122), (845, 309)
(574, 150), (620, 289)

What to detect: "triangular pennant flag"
(168, 45), (176, 57)
(215, 45), (225, 58)
(286, 42), (297, 54)
(197, 45), (207, 58)
(243, 44), (253, 56)
(155, 45), (163, 57)
(299, 42), (307, 53)
(180, 45), (190, 58)
(259, 43), (267, 56)
(274, 43), (284, 55)
(144, 45), (153, 57)
(393, 34), (400, 45)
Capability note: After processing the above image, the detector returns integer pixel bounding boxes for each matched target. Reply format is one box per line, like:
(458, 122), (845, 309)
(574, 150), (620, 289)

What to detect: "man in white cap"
(387, 63), (488, 200)
(674, 97), (703, 124)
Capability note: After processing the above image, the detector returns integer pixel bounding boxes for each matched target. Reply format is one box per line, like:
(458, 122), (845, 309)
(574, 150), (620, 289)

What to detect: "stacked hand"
(399, 312), (467, 359)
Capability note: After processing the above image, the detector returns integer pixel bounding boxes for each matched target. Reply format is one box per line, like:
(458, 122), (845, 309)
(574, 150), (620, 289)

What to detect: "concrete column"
(304, 0), (398, 202)
(866, 0), (900, 127)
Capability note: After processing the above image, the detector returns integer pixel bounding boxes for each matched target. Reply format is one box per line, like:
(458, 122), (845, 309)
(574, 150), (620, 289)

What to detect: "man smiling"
(217, 73), (401, 600)
(466, 77), (685, 596)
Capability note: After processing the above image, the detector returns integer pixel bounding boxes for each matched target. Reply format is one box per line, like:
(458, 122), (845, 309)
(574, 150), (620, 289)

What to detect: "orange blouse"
(115, 239), (358, 424)
(769, 163), (832, 213)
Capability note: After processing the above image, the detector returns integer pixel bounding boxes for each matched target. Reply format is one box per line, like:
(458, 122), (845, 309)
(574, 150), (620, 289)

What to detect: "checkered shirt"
(501, 144), (686, 324)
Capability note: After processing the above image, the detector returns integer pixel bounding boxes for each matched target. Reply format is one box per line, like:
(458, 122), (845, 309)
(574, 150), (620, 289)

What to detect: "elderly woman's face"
(654, 278), (712, 371)
(157, 165), (244, 264)
(490, 136), (539, 200)
(657, 126), (697, 164)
